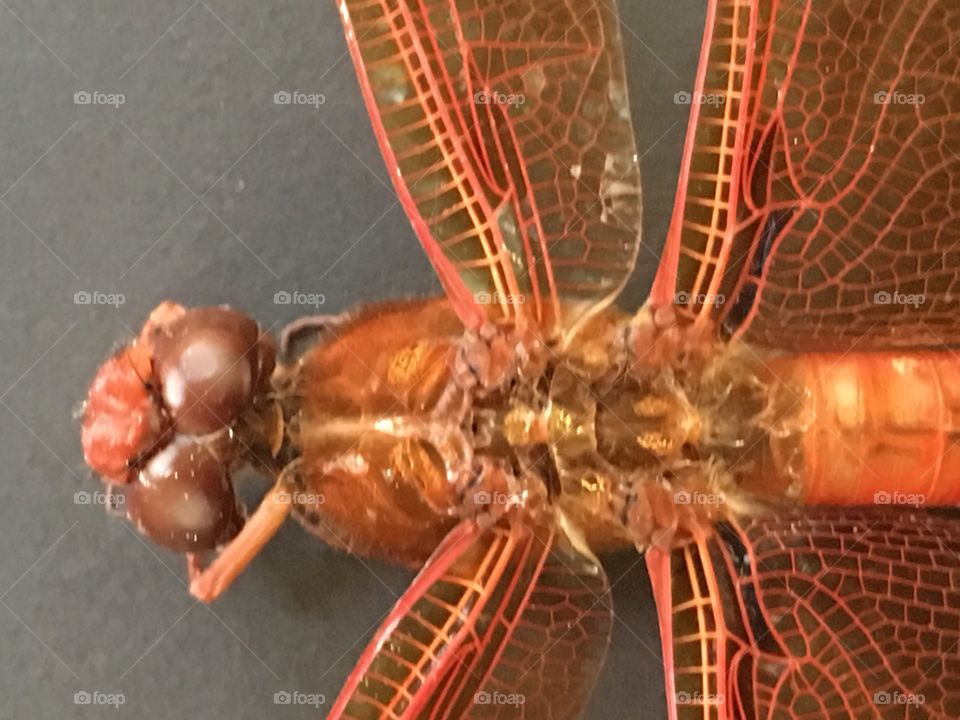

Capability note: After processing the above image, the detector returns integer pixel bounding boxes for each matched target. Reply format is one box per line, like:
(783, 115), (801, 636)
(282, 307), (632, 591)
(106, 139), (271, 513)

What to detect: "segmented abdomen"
(767, 353), (960, 506)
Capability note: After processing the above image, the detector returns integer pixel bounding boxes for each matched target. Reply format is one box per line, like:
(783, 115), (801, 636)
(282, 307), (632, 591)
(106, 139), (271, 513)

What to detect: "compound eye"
(153, 307), (261, 435)
(127, 437), (242, 552)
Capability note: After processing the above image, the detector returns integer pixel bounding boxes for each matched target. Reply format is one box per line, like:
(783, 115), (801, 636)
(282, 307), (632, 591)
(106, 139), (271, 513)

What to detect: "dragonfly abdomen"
(766, 352), (960, 506)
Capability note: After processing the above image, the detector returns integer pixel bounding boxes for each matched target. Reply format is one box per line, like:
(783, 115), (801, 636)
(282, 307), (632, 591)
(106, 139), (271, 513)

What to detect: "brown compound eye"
(153, 307), (263, 435)
(127, 437), (242, 552)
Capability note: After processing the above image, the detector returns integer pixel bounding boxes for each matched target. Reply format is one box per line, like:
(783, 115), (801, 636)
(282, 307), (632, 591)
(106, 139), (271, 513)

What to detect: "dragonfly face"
(81, 302), (275, 553)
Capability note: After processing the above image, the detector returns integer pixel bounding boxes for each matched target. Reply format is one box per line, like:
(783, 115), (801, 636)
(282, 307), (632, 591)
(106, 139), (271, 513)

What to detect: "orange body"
(766, 352), (960, 506)
(278, 300), (960, 567)
(287, 299), (466, 564)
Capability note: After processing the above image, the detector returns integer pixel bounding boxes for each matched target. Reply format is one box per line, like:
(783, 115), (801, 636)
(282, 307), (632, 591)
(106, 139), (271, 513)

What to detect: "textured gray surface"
(0, 1), (704, 718)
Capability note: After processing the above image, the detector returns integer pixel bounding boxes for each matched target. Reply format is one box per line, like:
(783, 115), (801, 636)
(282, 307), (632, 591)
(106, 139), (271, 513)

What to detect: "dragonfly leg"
(627, 303), (719, 379)
(626, 478), (720, 552)
(188, 468), (295, 603)
(626, 303), (685, 374)
(457, 455), (526, 517)
(451, 323), (529, 394)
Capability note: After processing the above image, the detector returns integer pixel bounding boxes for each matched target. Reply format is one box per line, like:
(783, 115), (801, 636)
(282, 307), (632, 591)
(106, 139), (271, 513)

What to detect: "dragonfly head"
(80, 302), (276, 552)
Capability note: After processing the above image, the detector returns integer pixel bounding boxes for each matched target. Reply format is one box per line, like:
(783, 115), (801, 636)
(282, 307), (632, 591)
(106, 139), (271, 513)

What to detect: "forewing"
(337, 0), (643, 339)
(328, 512), (612, 720)
(653, 0), (960, 351)
(648, 507), (960, 719)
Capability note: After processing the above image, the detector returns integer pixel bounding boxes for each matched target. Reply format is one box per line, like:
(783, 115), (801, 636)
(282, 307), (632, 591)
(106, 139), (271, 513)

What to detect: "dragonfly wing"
(337, 0), (644, 340)
(649, 507), (960, 719)
(652, 0), (960, 351)
(328, 511), (612, 720)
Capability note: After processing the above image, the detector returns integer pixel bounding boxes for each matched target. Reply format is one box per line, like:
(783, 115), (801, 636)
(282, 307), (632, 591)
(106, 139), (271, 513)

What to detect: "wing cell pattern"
(666, 0), (960, 350)
(339, 0), (643, 335)
(655, 508), (960, 719)
(331, 514), (612, 719)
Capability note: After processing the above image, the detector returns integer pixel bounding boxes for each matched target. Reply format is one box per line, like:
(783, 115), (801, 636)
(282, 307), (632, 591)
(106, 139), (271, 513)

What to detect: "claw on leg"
(189, 481), (292, 603)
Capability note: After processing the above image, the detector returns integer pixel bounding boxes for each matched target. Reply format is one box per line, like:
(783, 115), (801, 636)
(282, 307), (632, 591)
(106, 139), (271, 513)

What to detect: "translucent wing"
(648, 507), (960, 720)
(337, 0), (643, 339)
(328, 512), (612, 720)
(652, 0), (960, 351)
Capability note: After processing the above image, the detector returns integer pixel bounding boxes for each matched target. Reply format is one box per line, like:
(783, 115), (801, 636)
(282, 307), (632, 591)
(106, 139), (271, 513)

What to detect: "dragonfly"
(78, 0), (960, 717)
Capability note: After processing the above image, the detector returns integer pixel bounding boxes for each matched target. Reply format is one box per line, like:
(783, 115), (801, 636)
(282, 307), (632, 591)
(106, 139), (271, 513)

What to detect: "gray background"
(0, 1), (704, 717)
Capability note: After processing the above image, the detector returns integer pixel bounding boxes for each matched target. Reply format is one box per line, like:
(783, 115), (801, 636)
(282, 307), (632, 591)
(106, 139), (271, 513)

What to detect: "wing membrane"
(337, 0), (643, 338)
(655, 0), (960, 351)
(649, 507), (960, 720)
(329, 512), (612, 719)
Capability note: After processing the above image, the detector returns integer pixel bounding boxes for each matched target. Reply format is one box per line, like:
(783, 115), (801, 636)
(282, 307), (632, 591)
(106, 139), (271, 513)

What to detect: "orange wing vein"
(329, 512), (612, 719)
(654, 0), (960, 351)
(337, 0), (644, 338)
(650, 507), (960, 720)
